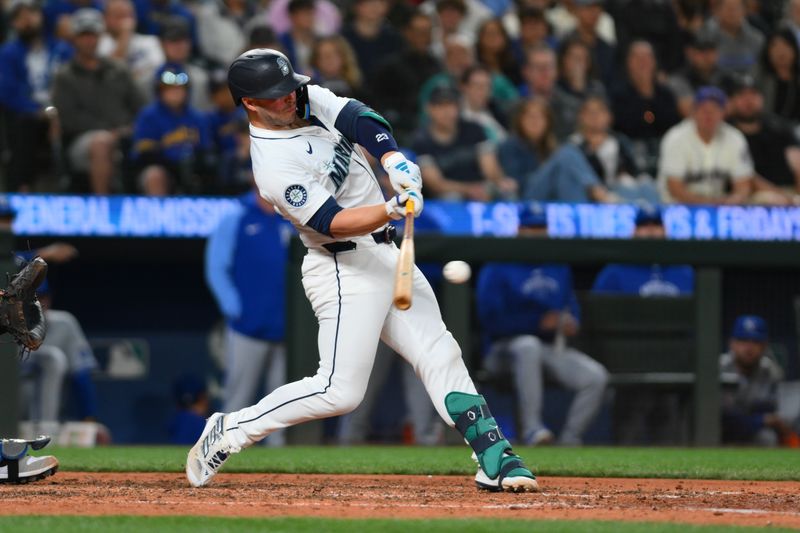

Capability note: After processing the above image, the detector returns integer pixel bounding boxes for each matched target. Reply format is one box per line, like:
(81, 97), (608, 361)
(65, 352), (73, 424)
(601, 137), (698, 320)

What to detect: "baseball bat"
(392, 199), (415, 310)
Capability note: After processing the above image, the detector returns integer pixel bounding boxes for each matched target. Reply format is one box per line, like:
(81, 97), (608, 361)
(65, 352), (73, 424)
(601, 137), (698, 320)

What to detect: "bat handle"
(405, 198), (414, 216)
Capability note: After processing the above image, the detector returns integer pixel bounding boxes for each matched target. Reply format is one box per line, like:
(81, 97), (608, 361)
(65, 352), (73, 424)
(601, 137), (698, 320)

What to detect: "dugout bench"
(286, 235), (800, 446)
(575, 295), (695, 388)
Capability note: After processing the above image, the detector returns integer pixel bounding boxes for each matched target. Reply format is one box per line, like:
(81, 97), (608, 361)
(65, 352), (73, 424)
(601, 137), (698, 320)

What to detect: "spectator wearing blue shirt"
(205, 190), (293, 446)
(0, 0), (72, 191)
(592, 205), (695, 297)
(476, 203), (608, 446)
(497, 98), (615, 202)
(131, 63), (212, 195)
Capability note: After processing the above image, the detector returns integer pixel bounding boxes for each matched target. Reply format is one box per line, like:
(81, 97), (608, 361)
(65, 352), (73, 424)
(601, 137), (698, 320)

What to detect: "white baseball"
(443, 261), (471, 284)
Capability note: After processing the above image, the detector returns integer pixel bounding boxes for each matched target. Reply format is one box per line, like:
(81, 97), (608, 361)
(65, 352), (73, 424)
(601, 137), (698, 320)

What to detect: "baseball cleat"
(471, 450), (538, 493)
(475, 466), (538, 492)
(186, 412), (241, 487)
(0, 455), (58, 484)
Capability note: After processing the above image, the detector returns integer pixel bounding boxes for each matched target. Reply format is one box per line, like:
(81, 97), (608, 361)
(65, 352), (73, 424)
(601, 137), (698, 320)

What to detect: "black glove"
(0, 256), (48, 355)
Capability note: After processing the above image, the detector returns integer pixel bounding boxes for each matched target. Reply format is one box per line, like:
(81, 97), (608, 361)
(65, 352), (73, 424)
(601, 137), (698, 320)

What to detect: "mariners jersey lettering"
(249, 85), (386, 249)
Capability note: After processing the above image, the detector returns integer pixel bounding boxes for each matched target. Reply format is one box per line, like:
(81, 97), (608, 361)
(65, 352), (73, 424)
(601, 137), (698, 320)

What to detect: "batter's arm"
(329, 205), (393, 239)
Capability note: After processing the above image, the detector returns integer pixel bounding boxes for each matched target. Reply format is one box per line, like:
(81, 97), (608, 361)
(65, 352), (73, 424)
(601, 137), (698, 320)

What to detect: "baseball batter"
(186, 49), (537, 492)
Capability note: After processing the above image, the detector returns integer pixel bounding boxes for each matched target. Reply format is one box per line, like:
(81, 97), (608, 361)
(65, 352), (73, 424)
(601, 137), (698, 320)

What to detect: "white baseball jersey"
(221, 83), (479, 469)
(658, 119), (754, 202)
(249, 85), (386, 248)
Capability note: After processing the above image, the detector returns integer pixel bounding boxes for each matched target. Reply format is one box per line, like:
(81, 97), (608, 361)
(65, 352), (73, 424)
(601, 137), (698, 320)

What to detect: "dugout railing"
(287, 235), (800, 446)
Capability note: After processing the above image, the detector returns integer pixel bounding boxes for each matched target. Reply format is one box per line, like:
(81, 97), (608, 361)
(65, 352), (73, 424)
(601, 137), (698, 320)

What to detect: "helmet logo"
(277, 57), (289, 76)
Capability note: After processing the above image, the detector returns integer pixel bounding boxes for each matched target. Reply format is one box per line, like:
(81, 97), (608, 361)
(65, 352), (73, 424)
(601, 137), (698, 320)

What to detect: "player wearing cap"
(720, 315), (795, 446)
(592, 205), (694, 297)
(186, 49), (537, 492)
(476, 203), (608, 446)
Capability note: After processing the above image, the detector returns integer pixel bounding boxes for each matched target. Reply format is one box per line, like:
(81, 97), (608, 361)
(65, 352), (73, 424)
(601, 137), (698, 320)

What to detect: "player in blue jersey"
(592, 204), (694, 444)
(477, 202), (608, 446)
(592, 205), (694, 297)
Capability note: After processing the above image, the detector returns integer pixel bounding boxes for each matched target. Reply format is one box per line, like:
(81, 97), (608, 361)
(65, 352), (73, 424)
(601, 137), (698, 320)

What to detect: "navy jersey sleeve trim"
(355, 117), (399, 160)
(306, 195), (344, 237)
(334, 100), (392, 136)
(334, 101), (399, 160)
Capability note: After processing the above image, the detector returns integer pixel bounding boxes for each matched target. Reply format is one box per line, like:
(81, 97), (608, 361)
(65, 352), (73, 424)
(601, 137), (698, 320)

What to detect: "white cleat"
(0, 455), (59, 484)
(475, 467), (539, 492)
(186, 413), (241, 487)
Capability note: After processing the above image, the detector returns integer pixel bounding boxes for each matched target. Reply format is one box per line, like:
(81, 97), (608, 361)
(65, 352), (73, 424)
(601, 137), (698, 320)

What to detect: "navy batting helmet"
(227, 48), (310, 106)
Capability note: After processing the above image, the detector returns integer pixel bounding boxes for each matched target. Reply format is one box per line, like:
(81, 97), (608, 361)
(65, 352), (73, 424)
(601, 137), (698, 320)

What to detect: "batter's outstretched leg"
(187, 249), (390, 487)
(381, 264), (537, 492)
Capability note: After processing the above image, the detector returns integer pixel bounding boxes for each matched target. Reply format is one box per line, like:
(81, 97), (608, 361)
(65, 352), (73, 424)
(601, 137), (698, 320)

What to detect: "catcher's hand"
(0, 257), (47, 355)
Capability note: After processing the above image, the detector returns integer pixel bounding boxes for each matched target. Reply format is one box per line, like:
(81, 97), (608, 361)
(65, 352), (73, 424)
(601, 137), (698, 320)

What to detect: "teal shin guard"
(445, 392), (534, 482)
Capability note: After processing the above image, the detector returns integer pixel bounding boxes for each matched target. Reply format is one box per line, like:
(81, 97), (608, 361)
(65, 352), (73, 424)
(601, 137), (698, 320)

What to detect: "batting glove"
(383, 152), (422, 194)
(385, 188), (424, 220)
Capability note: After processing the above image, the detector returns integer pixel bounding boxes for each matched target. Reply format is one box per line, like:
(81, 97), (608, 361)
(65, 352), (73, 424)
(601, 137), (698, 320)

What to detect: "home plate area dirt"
(2, 473), (800, 528)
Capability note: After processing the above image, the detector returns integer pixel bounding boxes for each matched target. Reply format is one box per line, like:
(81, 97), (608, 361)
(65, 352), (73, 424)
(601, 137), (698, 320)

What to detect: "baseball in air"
(443, 261), (471, 284)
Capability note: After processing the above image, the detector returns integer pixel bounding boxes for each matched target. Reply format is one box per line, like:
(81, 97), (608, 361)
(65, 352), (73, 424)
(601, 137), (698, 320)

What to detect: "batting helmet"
(227, 49), (310, 106)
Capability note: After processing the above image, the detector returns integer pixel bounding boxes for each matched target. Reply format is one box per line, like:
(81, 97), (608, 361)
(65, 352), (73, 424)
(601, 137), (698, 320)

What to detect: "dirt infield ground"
(2, 473), (800, 528)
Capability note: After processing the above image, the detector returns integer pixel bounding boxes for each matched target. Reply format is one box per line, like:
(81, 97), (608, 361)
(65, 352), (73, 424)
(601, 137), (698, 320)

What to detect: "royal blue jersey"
(132, 101), (211, 163)
(0, 37), (72, 113)
(592, 264), (694, 297)
(477, 263), (580, 342)
(207, 107), (244, 156)
(205, 192), (293, 341)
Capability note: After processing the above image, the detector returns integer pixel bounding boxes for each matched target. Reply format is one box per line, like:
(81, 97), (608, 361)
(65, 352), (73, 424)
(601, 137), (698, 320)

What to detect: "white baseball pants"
(225, 238), (477, 448)
(485, 335), (608, 445)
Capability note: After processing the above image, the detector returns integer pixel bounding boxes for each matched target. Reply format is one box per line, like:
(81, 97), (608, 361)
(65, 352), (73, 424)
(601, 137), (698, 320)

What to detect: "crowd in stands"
(1, 0), (799, 202)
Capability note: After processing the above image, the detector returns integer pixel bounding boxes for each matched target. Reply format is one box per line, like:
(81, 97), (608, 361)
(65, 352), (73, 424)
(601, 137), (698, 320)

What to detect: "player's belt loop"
(375, 225), (397, 244)
(321, 226), (397, 253)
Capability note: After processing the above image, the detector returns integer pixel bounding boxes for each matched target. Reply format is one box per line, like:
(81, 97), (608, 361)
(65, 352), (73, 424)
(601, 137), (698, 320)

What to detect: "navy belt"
(322, 225), (397, 253)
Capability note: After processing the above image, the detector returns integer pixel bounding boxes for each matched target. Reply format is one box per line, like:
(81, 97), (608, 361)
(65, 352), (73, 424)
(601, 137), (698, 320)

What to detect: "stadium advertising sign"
(4, 195), (800, 240)
(5, 195), (240, 237)
(545, 203), (800, 240)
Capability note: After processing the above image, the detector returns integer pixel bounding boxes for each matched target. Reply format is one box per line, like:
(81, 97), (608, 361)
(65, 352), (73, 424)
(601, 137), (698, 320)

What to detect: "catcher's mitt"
(0, 256), (47, 355)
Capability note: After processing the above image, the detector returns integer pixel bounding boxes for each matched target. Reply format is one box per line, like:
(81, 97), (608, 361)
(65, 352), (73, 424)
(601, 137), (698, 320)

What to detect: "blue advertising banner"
(3, 194), (800, 241)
